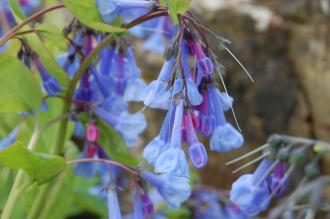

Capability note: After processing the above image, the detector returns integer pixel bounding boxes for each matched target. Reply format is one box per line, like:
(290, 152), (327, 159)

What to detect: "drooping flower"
(230, 159), (272, 216)
(141, 57), (174, 110)
(209, 85), (243, 152)
(141, 170), (191, 209)
(184, 113), (208, 168)
(32, 55), (62, 97)
(267, 162), (288, 197)
(143, 107), (174, 166)
(57, 35), (82, 77)
(154, 100), (190, 177)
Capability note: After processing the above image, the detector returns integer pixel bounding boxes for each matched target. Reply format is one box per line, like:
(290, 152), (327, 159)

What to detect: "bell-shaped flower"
(154, 100), (190, 177)
(57, 35), (82, 77)
(143, 106), (175, 166)
(33, 56), (62, 96)
(142, 58), (175, 110)
(192, 41), (214, 76)
(141, 170), (191, 209)
(267, 162), (288, 197)
(210, 123), (244, 152)
(209, 85), (243, 152)
(182, 41), (203, 106)
(196, 91), (215, 136)
(185, 114), (208, 168)
(230, 159), (272, 216)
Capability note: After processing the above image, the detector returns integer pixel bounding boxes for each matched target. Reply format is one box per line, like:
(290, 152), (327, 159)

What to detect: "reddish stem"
(0, 3), (65, 46)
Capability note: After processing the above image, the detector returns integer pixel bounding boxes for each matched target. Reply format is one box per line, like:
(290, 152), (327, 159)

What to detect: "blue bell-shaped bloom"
(230, 159), (272, 216)
(210, 123), (244, 152)
(143, 107), (175, 166)
(141, 170), (191, 209)
(33, 56), (62, 97)
(142, 58), (175, 110)
(209, 85), (243, 152)
(154, 100), (190, 177)
(182, 41), (203, 106)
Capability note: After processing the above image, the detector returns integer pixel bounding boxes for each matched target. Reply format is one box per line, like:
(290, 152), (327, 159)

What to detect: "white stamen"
(217, 70), (241, 131)
(226, 143), (270, 165)
(232, 151), (270, 174)
(224, 46), (254, 83)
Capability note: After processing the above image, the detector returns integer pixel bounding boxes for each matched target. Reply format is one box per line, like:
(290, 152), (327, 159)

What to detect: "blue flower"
(208, 85), (243, 152)
(154, 100), (190, 177)
(155, 147), (190, 177)
(143, 107), (174, 166)
(0, 126), (20, 150)
(196, 91), (215, 136)
(94, 107), (147, 146)
(107, 183), (122, 219)
(192, 41), (214, 76)
(132, 191), (154, 219)
(141, 170), (191, 209)
(181, 40), (203, 106)
(19, 0), (40, 14)
(33, 56), (62, 96)
(230, 159), (272, 216)
(143, 17), (177, 54)
(210, 123), (244, 152)
(96, 0), (155, 24)
(185, 113), (208, 168)
(142, 58), (175, 110)
(267, 162), (288, 197)
(57, 43), (81, 77)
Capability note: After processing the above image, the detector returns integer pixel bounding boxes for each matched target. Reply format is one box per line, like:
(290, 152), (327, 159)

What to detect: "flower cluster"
(142, 28), (244, 181)
(229, 134), (326, 216)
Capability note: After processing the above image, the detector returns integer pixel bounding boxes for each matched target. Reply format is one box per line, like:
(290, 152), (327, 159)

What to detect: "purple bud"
(267, 162), (288, 197)
(193, 42), (214, 76)
(188, 142), (208, 168)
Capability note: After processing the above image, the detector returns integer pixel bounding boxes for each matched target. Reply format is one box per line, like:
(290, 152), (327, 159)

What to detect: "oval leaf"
(0, 142), (66, 184)
(63, 0), (127, 33)
(0, 55), (42, 112)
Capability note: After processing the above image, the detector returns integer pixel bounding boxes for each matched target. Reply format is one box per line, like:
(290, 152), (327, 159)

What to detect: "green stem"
(1, 114), (40, 219)
(26, 184), (49, 219)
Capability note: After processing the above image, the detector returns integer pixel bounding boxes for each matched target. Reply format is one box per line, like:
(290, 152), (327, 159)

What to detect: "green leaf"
(63, 0), (127, 33)
(0, 143), (66, 184)
(0, 55), (42, 112)
(161, 0), (191, 24)
(98, 120), (138, 167)
(35, 24), (68, 51)
(7, 0), (70, 88)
